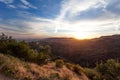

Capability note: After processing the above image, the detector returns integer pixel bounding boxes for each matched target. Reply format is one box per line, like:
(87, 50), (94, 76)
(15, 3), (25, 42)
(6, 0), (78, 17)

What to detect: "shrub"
(84, 68), (99, 80)
(55, 59), (64, 68)
(50, 73), (60, 79)
(94, 59), (120, 80)
(0, 33), (51, 65)
(38, 45), (51, 54)
(62, 74), (71, 80)
(0, 54), (23, 78)
(0, 54), (36, 80)
(86, 59), (120, 80)
(1, 65), (15, 77)
(36, 52), (49, 65)
(73, 64), (84, 75)
(65, 63), (74, 71)
(37, 77), (50, 80)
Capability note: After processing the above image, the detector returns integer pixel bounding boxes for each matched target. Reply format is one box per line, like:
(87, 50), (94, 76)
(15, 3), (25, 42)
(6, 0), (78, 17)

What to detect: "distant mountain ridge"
(45, 34), (120, 41)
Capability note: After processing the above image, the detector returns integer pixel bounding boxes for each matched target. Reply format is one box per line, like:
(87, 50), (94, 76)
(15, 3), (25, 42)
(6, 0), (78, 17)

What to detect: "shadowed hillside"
(29, 35), (120, 67)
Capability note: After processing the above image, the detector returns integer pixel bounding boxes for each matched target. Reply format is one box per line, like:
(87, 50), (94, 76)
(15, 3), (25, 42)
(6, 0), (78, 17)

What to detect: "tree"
(0, 33), (52, 65)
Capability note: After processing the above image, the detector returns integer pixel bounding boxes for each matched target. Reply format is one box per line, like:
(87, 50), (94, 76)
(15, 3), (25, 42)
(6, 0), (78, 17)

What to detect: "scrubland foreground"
(0, 53), (88, 80)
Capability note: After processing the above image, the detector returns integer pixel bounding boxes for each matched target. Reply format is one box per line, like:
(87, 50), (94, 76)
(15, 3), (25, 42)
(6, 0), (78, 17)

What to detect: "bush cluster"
(55, 59), (64, 68)
(66, 63), (84, 75)
(85, 59), (120, 80)
(0, 33), (51, 65)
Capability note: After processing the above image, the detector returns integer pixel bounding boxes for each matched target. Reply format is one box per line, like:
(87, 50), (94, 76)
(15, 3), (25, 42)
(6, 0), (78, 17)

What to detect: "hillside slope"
(30, 35), (120, 67)
(0, 53), (89, 80)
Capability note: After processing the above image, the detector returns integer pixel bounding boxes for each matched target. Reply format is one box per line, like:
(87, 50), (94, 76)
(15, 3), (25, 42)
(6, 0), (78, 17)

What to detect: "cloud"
(0, 0), (13, 4)
(0, 19), (36, 38)
(56, 0), (108, 21)
(0, 25), (35, 39)
(1, 15), (120, 39)
(20, 0), (37, 9)
(0, 0), (16, 8)
(8, 4), (16, 8)
(53, 0), (120, 34)
(0, 0), (37, 9)
(17, 11), (34, 19)
(0, 17), (56, 38)
(53, 0), (110, 33)
(0, 0), (120, 39)
(18, 5), (29, 9)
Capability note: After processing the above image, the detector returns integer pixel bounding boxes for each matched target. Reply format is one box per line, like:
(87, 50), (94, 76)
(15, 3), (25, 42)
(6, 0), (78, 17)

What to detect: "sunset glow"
(72, 32), (91, 39)
(0, 0), (120, 39)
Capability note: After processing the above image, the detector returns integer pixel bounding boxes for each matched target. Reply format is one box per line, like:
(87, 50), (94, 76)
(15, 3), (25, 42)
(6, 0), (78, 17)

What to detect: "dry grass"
(0, 53), (88, 80)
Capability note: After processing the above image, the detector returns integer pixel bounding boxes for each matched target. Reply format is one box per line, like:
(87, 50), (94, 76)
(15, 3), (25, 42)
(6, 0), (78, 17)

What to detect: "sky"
(0, 0), (120, 39)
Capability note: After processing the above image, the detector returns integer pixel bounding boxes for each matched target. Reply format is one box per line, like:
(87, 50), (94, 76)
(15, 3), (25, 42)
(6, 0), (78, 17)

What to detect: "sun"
(72, 32), (91, 39)
(74, 34), (89, 39)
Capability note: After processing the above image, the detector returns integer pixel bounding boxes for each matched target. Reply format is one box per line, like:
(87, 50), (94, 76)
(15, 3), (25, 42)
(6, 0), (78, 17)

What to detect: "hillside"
(1, 33), (120, 80)
(0, 33), (89, 80)
(29, 35), (120, 67)
(0, 53), (88, 80)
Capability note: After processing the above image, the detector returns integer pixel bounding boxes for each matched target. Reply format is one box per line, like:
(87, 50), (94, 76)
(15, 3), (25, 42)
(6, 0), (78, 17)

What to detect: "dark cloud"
(106, 0), (120, 15)
(0, 18), (33, 36)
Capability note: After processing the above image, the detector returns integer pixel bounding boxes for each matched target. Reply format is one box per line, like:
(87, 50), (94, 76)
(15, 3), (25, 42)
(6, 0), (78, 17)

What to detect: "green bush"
(0, 33), (51, 65)
(38, 45), (51, 54)
(66, 63), (84, 75)
(86, 59), (120, 80)
(84, 68), (99, 80)
(95, 59), (120, 80)
(36, 52), (50, 65)
(55, 59), (64, 68)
